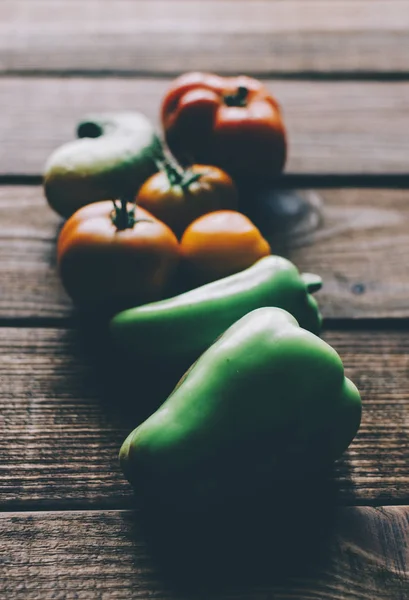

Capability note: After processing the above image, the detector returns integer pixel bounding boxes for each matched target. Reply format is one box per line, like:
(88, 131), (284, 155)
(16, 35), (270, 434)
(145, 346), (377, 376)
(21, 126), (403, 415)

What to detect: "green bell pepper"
(120, 307), (361, 504)
(110, 255), (323, 364)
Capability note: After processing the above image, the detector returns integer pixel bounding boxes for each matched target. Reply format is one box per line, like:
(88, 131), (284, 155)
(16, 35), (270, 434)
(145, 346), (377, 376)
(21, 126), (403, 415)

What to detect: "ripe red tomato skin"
(161, 72), (287, 178)
(57, 201), (179, 314)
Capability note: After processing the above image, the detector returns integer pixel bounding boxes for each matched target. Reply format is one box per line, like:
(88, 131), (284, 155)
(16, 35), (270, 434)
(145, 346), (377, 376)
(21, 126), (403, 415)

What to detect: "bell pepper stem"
(301, 273), (323, 293)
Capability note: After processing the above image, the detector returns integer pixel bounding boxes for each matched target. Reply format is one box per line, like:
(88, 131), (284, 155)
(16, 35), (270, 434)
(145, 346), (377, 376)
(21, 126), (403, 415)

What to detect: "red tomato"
(161, 72), (287, 178)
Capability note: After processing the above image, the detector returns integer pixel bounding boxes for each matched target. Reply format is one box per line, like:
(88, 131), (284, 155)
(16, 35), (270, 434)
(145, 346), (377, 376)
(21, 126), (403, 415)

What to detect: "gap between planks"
(1, 174), (409, 188)
(2, 317), (409, 332)
(2, 71), (409, 82)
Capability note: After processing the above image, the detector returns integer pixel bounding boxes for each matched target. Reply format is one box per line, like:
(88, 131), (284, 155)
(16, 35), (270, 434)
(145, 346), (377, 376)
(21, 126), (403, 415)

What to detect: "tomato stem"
(224, 86), (248, 108)
(156, 155), (202, 191)
(111, 198), (136, 230)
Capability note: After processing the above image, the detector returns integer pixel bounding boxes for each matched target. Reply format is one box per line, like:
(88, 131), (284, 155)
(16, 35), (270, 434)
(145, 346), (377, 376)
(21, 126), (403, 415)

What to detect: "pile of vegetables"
(44, 72), (361, 506)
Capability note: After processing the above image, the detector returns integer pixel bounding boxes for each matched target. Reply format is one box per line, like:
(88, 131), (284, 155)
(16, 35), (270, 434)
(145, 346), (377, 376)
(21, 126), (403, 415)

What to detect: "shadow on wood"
(237, 182), (324, 251)
(131, 466), (350, 595)
(71, 313), (189, 427)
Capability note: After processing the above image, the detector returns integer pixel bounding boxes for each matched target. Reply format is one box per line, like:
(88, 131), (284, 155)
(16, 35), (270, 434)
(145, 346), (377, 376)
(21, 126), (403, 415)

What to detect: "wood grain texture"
(1, 506), (409, 599)
(1, 1), (408, 76)
(0, 187), (67, 318)
(1, 187), (409, 319)
(1, 78), (408, 176)
(1, 327), (409, 508)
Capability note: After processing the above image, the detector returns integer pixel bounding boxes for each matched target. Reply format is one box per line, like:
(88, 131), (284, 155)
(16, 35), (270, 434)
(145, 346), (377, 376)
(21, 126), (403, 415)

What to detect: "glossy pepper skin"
(110, 255), (322, 364)
(161, 72), (287, 178)
(120, 307), (362, 504)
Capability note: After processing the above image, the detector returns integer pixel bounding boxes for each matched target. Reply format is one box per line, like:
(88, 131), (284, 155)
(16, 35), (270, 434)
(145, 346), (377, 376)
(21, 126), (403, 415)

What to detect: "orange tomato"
(57, 200), (179, 313)
(180, 210), (271, 284)
(137, 161), (237, 238)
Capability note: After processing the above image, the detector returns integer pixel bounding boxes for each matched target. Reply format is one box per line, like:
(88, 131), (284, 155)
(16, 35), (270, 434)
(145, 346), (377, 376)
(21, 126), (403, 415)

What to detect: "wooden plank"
(0, 187), (68, 319)
(1, 187), (409, 320)
(1, 1), (408, 76)
(2, 506), (409, 599)
(1, 327), (409, 508)
(1, 78), (408, 176)
(284, 188), (409, 319)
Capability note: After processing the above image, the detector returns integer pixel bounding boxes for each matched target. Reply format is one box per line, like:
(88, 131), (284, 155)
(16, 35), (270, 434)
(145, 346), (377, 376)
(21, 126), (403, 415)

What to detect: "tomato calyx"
(111, 198), (151, 231)
(223, 86), (248, 108)
(111, 198), (136, 230)
(157, 156), (202, 191)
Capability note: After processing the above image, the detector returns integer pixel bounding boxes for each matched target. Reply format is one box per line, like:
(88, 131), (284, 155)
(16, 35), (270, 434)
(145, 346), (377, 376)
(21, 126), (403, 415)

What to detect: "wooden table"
(2, 1), (409, 598)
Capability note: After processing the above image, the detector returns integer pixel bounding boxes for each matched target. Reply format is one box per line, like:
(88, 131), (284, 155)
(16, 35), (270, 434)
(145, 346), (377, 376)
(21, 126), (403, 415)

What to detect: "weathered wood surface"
(1, 1), (408, 76)
(1, 78), (408, 176)
(2, 506), (409, 599)
(2, 1), (409, 597)
(1, 327), (409, 508)
(1, 187), (409, 320)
